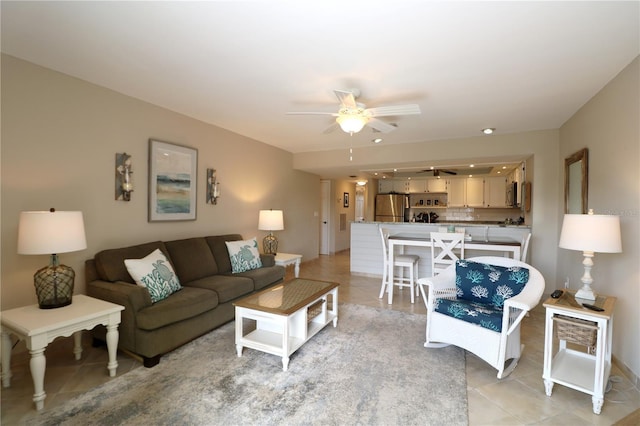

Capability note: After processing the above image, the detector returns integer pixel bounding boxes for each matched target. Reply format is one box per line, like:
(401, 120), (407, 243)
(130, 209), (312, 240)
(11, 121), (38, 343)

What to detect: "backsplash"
(442, 207), (523, 223)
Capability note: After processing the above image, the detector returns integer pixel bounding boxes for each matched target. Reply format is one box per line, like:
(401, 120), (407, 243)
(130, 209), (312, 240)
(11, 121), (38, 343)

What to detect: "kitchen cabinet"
(447, 178), (467, 207)
(407, 178), (446, 193)
(379, 179), (409, 194)
(466, 178), (484, 207)
(427, 178), (447, 193)
(485, 176), (508, 207)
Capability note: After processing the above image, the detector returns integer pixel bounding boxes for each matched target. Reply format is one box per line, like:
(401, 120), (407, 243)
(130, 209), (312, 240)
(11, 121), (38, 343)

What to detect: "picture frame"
(149, 139), (197, 221)
(343, 192), (349, 208)
(426, 199), (432, 206)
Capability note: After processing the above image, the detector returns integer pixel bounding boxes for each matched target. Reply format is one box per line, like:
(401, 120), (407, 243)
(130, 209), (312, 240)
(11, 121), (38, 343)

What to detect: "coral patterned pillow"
(124, 249), (182, 303)
(225, 238), (263, 273)
(455, 260), (529, 308)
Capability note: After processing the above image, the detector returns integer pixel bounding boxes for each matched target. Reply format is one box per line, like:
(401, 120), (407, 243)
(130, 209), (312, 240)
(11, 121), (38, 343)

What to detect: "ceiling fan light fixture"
(482, 128), (495, 135)
(337, 115), (368, 134)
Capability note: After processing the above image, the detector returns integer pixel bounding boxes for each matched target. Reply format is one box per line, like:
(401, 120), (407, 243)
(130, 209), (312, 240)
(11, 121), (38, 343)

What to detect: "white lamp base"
(574, 286), (596, 301)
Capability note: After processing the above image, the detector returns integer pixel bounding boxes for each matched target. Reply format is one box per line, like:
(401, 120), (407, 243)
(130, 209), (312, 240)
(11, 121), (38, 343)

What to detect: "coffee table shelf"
(234, 279), (338, 371)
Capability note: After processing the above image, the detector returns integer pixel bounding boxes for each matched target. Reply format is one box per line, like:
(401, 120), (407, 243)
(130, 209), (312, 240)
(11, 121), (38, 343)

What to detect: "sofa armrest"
(260, 253), (276, 267)
(87, 279), (152, 313)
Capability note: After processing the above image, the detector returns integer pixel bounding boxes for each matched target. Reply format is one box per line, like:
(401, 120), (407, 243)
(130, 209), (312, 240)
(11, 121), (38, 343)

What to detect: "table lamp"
(258, 209), (284, 255)
(17, 209), (87, 309)
(558, 209), (621, 300)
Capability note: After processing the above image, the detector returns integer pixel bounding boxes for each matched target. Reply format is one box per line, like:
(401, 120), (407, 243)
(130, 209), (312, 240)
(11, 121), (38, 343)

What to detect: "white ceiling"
(2, 1), (639, 176)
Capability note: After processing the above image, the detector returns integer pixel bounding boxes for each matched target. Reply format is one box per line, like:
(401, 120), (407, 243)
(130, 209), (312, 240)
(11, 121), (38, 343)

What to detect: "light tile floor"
(2, 250), (639, 425)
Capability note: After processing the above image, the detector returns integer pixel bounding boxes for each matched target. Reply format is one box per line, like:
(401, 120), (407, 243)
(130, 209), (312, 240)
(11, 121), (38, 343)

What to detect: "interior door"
(320, 180), (330, 255)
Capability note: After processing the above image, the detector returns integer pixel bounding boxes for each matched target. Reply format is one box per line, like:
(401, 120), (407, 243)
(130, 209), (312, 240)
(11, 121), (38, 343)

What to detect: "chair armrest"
(260, 253), (276, 267)
(504, 268), (545, 312)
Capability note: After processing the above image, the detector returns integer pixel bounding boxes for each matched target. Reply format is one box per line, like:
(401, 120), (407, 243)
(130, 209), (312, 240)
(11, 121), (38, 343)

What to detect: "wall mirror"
(565, 148), (588, 214)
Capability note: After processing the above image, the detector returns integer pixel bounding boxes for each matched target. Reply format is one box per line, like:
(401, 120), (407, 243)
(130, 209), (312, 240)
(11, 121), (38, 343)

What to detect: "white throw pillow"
(225, 238), (263, 273)
(124, 249), (182, 303)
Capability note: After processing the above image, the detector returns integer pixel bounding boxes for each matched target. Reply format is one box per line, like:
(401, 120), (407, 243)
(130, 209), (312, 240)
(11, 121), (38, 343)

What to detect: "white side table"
(542, 290), (616, 414)
(275, 253), (302, 278)
(1, 294), (124, 410)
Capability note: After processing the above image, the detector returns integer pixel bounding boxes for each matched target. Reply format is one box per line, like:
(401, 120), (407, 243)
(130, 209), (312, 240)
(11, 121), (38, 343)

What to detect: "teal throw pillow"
(225, 238), (263, 273)
(455, 260), (529, 308)
(124, 249), (182, 303)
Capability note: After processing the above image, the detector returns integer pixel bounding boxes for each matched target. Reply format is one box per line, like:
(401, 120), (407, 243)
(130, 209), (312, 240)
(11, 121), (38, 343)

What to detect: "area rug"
(29, 304), (468, 425)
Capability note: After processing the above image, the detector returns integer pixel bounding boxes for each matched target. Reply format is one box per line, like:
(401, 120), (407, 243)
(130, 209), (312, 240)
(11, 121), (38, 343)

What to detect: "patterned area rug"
(29, 304), (468, 425)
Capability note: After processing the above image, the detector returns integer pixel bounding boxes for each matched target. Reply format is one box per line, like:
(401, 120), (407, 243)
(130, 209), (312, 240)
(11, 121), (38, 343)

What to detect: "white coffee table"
(234, 278), (338, 371)
(275, 253), (302, 277)
(1, 294), (124, 410)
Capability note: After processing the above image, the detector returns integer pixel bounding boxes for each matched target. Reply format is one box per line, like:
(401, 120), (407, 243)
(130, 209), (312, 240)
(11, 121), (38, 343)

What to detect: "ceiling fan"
(287, 89), (421, 135)
(417, 168), (457, 176)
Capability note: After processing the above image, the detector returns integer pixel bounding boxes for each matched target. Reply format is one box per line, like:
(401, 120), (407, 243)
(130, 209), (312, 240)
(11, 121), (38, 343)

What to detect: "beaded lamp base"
(34, 263), (75, 309)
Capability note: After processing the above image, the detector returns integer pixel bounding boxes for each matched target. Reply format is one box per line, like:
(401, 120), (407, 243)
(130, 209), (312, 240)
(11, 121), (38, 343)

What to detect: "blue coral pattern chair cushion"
(455, 260), (529, 308)
(225, 237), (263, 273)
(434, 298), (505, 331)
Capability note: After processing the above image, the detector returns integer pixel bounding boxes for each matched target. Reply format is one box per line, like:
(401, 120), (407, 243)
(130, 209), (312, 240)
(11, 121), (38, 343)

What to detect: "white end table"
(1, 294), (124, 410)
(542, 290), (616, 414)
(275, 253), (302, 278)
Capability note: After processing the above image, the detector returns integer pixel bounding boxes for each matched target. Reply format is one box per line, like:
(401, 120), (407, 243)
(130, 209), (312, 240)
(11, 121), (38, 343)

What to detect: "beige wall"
(1, 55), (320, 310)
(559, 56), (640, 380)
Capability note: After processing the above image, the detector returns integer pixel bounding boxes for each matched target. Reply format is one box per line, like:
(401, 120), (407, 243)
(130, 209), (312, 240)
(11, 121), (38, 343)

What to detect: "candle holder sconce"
(116, 152), (133, 201)
(207, 168), (220, 205)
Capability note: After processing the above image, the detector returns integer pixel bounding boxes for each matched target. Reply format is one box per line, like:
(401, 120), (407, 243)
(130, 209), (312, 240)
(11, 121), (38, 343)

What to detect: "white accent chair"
(520, 232), (532, 262)
(417, 256), (545, 379)
(378, 227), (420, 304)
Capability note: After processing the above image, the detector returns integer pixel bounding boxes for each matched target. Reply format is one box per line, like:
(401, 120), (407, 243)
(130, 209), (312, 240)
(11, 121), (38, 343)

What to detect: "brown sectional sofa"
(86, 234), (285, 367)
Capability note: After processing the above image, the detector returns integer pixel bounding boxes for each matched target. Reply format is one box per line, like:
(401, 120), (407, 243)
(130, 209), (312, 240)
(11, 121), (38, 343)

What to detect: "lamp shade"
(258, 210), (284, 231)
(559, 213), (622, 253)
(18, 210), (87, 255)
(337, 115), (368, 134)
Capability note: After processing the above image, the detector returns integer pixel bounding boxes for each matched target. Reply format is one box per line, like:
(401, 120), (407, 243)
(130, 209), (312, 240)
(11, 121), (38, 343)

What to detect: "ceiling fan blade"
(366, 104), (421, 117)
(367, 118), (397, 133)
(334, 90), (357, 109)
(322, 123), (339, 134)
(286, 112), (338, 116)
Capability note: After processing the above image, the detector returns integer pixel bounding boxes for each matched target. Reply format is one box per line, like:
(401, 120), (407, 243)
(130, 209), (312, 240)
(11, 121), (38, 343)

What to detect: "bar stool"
(378, 227), (420, 304)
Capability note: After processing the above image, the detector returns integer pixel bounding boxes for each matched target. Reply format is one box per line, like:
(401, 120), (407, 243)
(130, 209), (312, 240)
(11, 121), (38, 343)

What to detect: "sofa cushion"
(136, 286), (219, 331)
(94, 241), (171, 283)
(225, 238), (262, 273)
(165, 237), (218, 282)
(183, 275), (254, 304)
(124, 249), (183, 303)
(435, 298), (504, 332)
(455, 260), (529, 308)
(205, 234), (243, 274)
(231, 265), (285, 291)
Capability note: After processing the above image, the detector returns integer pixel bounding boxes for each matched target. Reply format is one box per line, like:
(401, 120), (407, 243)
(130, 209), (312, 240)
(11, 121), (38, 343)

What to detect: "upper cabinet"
(407, 178), (447, 193)
(447, 177), (508, 208)
(484, 176), (508, 207)
(379, 179), (409, 194)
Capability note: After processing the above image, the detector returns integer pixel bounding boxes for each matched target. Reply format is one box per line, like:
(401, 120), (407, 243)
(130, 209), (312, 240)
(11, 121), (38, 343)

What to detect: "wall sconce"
(207, 168), (220, 205)
(115, 152), (133, 201)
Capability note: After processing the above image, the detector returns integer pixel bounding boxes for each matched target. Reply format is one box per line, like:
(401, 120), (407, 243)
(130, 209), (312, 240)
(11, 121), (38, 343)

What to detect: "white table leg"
(1, 331), (12, 387)
(294, 258), (300, 278)
(29, 347), (46, 411)
(105, 324), (119, 377)
(73, 331), (82, 361)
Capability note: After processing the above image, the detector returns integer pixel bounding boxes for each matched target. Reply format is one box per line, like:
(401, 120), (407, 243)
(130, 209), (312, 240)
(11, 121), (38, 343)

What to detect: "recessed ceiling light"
(430, 166), (435, 170)
(374, 172), (378, 176)
(393, 168), (397, 172)
(470, 164), (475, 168)
(372, 138), (383, 144)
(502, 166), (507, 169)
(482, 128), (495, 135)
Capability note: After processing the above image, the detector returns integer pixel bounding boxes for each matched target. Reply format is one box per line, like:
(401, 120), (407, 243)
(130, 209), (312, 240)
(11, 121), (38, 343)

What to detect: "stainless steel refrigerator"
(375, 194), (408, 222)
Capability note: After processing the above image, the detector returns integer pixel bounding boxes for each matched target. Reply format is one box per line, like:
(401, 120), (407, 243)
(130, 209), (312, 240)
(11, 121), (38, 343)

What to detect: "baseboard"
(613, 355), (640, 391)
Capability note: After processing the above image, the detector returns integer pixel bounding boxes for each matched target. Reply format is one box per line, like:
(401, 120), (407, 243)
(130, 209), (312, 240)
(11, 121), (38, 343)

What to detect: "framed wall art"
(149, 139), (197, 221)
(343, 192), (349, 208)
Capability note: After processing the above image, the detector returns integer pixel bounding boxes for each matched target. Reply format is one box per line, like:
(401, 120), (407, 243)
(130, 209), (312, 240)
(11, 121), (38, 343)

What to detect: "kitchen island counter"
(351, 221), (531, 277)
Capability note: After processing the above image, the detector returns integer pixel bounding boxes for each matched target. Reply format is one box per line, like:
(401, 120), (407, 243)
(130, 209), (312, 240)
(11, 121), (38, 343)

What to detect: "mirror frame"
(564, 148), (589, 214)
